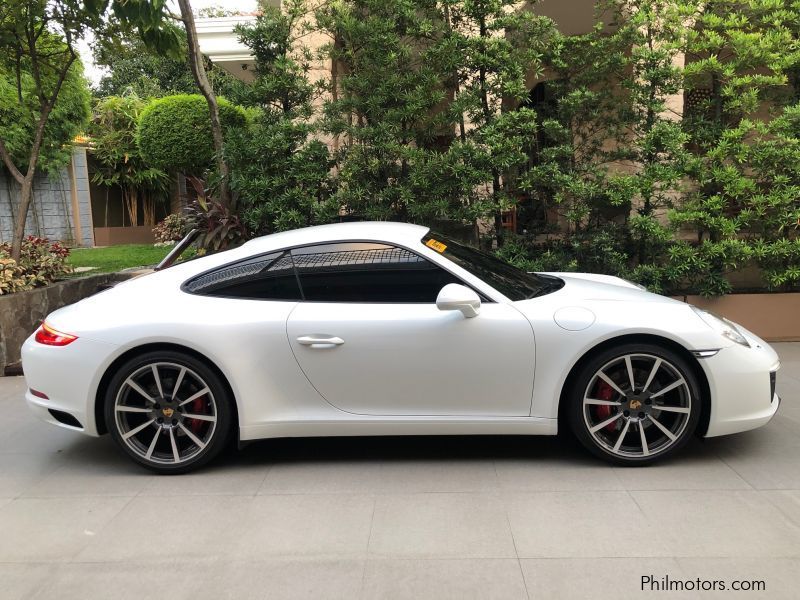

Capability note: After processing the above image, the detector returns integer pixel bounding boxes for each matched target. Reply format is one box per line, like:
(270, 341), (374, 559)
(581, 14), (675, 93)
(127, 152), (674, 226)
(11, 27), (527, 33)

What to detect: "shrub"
(187, 196), (249, 253)
(152, 214), (188, 244)
(136, 94), (247, 175)
(227, 113), (338, 235)
(0, 258), (29, 295)
(0, 236), (72, 294)
(497, 226), (630, 279)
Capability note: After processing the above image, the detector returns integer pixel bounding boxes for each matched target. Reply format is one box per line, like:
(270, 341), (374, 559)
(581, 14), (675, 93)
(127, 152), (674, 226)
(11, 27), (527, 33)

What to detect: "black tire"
(104, 350), (233, 474)
(566, 343), (701, 466)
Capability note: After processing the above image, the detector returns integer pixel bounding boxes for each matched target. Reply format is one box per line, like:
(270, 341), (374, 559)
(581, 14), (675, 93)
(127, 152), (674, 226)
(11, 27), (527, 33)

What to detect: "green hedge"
(137, 94), (246, 174)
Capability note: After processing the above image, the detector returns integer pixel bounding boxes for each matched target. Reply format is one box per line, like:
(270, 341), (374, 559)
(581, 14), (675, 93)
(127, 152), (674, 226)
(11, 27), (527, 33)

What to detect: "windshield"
(421, 232), (563, 301)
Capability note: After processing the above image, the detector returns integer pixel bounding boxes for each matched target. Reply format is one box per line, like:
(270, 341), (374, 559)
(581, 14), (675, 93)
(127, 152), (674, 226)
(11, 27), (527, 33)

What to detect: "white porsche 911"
(21, 222), (780, 473)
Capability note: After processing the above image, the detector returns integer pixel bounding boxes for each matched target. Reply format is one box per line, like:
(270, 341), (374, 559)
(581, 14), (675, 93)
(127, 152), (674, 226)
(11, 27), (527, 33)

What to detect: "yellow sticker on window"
(425, 238), (447, 253)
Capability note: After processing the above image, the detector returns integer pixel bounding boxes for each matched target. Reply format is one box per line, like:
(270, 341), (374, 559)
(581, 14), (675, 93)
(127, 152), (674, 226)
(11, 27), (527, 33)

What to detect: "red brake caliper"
(594, 380), (618, 431)
(190, 395), (205, 434)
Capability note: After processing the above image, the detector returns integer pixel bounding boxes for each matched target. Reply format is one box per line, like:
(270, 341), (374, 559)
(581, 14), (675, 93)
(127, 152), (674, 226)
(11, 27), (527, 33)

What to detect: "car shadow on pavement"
(50, 423), (767, 475)
(233, 431), (724, 469)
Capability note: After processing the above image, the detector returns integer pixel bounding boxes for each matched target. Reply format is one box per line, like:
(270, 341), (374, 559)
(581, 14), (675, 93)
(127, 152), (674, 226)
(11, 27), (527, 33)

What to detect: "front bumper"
(700, 327), (781, 437)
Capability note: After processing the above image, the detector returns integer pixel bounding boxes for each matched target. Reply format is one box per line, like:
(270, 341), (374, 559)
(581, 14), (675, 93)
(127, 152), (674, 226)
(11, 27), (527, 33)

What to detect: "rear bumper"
(21, 333), (118, 437)
(24, 390), (85, 432)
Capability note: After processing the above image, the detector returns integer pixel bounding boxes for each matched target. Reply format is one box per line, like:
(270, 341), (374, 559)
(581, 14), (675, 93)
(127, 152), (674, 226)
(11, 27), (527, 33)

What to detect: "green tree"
(0, 53), (90, 178)
(0, 0), (180, 259)
(111, 0), (236, 205)
(90, 94), (169, 228)
(314, 0), (558, 236)
(316, 0), (452, 223)
(436, 0), (557, 243)
(93, 33), (249, 103)
(511, 21), (627, 253)
(0, 1), (102, 259)
(177, 0), (232, 204)
(504, 1), (692, 285)
(227, 0), (337, 233)
(600, 0), (694, 290)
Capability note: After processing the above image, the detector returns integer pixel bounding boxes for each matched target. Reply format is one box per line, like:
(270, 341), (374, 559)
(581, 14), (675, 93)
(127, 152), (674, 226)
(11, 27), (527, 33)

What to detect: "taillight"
(35, 322), (78, 346)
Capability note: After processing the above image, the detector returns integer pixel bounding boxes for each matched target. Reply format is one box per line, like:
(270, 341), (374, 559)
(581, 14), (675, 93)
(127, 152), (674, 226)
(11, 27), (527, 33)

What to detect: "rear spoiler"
(155, 228), (199, 271)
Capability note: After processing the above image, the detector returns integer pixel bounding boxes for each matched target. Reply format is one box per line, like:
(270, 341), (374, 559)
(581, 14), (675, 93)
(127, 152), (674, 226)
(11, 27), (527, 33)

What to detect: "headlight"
(691, 306), (750, 347)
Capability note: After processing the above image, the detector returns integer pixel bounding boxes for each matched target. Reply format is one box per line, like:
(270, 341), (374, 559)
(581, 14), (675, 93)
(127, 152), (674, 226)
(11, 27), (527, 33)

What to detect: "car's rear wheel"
(566, 343), (701, 465)
(104, 351), (233, 474)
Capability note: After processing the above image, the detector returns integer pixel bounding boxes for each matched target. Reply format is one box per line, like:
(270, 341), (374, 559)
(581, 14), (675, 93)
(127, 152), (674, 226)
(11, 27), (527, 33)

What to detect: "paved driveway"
(1, 344), (799, 599)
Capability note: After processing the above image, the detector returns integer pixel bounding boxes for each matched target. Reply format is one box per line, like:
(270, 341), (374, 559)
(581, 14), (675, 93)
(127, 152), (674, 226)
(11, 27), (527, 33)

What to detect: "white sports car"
(21, 222), (780, 473)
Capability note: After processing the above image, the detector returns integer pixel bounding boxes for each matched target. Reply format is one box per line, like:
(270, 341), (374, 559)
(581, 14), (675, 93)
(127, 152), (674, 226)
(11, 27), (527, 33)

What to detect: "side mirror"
(436, 283), (481, 318)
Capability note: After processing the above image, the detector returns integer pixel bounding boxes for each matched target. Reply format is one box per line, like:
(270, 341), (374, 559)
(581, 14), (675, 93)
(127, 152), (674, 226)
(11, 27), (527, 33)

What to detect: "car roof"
(240, 221), (431, 254)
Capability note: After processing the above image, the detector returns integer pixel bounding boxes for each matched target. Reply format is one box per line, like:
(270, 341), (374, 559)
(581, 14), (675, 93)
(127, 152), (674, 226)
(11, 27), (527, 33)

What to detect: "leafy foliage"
(0, 39), (90, 177)
(315, 0), (453, 223)
(93, 33), (250, 102)
(436, 0), (559, 240)
(226, 0), (338, 235)
(136, 94), (247, 175)
(314, 0), (558, 238)
(671, 106), (800, 294)
(667, 0), (800, 294)
(80, 0), (800, 298)
(109, 0), (183, 58)
(152, 214), (188, 244)
(501, 0), (800, 295)
(187, 195), (249, 252)
(90, 94), (169, 226)
(0, 236), (72, 295)
(0, 258), (28, 296)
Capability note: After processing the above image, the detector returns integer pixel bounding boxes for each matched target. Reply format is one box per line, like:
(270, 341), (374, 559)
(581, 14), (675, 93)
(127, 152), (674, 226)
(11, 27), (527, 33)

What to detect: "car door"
(286, 242), (535, 416)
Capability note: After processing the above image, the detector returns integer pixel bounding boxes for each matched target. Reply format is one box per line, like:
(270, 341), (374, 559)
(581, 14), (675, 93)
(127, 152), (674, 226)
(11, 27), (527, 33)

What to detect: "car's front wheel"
(566, 343), (701, 465)
(104, 351), (233, 474)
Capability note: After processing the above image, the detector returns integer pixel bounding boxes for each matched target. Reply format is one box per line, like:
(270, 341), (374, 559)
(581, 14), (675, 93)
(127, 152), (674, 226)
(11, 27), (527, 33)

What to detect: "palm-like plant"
(90, 94), (170, 227)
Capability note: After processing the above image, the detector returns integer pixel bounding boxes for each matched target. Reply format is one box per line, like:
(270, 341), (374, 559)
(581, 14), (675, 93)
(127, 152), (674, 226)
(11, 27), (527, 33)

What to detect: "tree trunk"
(177, 0), (231, 206)
(477, 13), (505, 246)
(8, 109), (53, 260)
(492, 172), (503, 246)
(11, 175), (35, 258)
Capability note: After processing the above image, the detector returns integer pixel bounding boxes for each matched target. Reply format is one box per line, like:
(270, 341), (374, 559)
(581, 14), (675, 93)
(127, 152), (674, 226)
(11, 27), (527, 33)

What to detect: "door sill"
(240, 416), (557, 441)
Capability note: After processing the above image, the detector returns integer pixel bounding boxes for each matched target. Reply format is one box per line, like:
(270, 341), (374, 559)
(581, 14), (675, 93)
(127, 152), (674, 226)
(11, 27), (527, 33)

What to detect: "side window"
(184, 251), (301, 300)
(292, 242), (461, 303)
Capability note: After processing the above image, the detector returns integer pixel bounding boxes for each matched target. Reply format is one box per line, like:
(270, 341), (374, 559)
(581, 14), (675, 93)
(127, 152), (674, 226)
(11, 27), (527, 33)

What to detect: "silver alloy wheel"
(582, 353), (692, 459)
(113, 361), (217, 465)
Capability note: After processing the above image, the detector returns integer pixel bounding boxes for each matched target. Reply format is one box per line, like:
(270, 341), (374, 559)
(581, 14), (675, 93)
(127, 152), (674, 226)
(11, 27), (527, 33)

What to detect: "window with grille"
(291, 242), (461, 303)
(184, 242), (464, 303)
(184, 251), (301, 300)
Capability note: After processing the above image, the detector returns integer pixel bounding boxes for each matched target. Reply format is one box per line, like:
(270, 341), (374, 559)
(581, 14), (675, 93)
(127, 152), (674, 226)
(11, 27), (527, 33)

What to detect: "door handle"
(296, 335), (345, 348)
